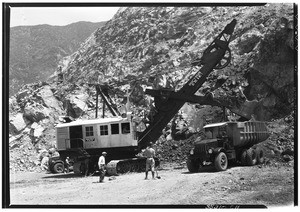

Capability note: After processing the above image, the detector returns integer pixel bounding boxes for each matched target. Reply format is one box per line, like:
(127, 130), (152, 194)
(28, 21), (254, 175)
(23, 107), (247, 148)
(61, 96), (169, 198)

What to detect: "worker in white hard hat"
(98, 152), (107, 183)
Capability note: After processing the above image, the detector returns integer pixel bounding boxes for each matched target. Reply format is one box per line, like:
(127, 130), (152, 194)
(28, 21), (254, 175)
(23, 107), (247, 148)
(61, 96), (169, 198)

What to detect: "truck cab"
(187, 121), (269, 172)
(188, 122), (233, 172)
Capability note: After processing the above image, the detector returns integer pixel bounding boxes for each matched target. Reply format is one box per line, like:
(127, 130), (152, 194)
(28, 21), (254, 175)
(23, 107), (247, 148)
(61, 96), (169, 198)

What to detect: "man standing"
(98, 152), (107, 183)
(64, 157), (70, 173)
(144, 142), (156, 180)
(84, 158), (89, 177)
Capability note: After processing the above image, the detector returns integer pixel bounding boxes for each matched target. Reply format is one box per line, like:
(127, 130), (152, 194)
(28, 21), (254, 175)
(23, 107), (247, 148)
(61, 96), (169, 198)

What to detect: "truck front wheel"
(53, 163), (65, 173)
(246, 148), (257, 166)
(187, 157), (199, 172)
(214, 152), (228, 171)
(256, 148), (264, 164)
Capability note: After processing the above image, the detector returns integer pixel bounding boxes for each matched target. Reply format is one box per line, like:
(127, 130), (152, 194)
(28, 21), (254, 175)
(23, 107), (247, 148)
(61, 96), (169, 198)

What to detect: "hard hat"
(102, 152), (107, 155)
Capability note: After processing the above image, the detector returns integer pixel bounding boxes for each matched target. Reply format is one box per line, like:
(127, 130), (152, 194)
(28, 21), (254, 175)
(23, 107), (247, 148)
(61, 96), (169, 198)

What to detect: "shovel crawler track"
(106, 158), (160, 176)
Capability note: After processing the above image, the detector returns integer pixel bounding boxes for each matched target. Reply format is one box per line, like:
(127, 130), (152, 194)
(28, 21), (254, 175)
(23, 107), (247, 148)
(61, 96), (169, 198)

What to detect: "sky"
(8, 0), (284, 27)
(10, 7), (120, 27)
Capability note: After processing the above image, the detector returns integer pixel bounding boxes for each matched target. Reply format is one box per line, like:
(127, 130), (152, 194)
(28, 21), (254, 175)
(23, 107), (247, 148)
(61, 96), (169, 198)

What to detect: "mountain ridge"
(9, 20), (106, 96)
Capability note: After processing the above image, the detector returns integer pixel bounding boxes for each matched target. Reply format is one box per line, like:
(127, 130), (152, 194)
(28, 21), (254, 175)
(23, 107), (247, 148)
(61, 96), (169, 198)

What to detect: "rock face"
(62, 5), (294, 121)
(8, 4), (295, 172)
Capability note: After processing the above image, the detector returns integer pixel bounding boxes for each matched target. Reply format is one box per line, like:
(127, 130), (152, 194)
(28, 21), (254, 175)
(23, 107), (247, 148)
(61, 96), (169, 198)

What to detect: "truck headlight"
(190, 149), (194, 155)
(208, 149), (213, 154)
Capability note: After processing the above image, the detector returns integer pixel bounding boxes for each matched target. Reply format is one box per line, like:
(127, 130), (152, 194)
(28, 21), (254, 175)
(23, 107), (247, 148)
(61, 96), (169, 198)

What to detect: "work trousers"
(99, 165), (106, 182)
(146, 158), (155, 172)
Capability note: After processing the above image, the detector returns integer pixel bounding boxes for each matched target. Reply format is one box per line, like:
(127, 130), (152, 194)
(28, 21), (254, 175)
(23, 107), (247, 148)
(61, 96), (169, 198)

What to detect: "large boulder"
(38, 85), (63, 112)
(69, 94), (89, 117)
(23, 103), (51, 123)
(31, 122), (45, 138)
(9, 113), (27, 134)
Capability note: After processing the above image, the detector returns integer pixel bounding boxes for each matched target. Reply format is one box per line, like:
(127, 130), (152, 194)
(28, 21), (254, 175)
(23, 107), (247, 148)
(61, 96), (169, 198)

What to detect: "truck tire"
(256, 148), (264, 164)
(214, 152), (228, 171)
(80, 162), (86, 175)
(53, 162), (64, 173)
(187, 158), (199, 172)
(240, 149), (247, 165)
(73, 161), (82, 174)
(246, 148), (257, 166)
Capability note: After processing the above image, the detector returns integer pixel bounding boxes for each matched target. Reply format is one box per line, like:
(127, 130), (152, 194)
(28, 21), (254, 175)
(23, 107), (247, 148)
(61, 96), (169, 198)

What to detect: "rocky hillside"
(9, 21), (106, 96)
(60, 5), (294, 121)
(8, 4), (295, 172)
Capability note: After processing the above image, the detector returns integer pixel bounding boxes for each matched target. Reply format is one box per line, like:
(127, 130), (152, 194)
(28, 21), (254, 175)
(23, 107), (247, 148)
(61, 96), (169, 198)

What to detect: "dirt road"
(9, 163), (294, 208)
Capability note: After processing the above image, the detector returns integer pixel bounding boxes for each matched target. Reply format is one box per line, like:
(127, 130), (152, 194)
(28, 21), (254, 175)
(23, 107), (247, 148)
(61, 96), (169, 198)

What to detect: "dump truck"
(49, 19), (238, 175)
(187, 121), (270, 172)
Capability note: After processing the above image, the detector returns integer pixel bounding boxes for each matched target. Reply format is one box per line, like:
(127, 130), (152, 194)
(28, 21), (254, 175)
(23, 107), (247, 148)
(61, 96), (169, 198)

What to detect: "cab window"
(218, 127), (226, 138)
(85, 126), (94, 137)
(111, 123), (119, 135)
(121, 123), (130, 134)
(205, 129), (213, 139)
(100, 125), (108, 136)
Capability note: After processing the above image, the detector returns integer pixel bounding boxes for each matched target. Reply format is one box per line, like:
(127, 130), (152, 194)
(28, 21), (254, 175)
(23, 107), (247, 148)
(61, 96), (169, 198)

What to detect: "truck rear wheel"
(214, 152), (228, 171)
(187, 158), (199, 172)
(246, 148), (257, 166)
(53, 163), (64, 173)
(73, 161), (82, 174)
(256, 148), (264, 164)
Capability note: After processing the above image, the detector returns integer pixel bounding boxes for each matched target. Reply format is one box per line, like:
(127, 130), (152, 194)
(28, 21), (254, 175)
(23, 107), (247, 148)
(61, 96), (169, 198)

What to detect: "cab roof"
(203, 122), (227, 129)
(56, 116), (129, 128)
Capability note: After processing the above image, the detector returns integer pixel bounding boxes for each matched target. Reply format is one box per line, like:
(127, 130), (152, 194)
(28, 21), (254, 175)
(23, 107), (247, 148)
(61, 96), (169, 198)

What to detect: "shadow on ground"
(42, 172), (100, 179)
(181, 165), (237, 174)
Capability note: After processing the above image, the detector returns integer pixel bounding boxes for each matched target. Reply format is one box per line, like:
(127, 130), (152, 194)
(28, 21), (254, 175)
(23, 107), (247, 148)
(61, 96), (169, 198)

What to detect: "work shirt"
(144, 147), (155, 158)
(65, 158), (70, 165)
(98, 156), (105, 168)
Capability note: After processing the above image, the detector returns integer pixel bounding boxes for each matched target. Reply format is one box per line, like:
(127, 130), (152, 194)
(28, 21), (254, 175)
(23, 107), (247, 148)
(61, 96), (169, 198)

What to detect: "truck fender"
(49, 159), (64, 168)
(212, 147), (225, 155)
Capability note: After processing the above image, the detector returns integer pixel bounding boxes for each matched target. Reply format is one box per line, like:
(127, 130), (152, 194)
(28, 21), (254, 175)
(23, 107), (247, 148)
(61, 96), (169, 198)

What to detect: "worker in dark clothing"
(144, 142), (156, 180)
(84, 158), (89, 177)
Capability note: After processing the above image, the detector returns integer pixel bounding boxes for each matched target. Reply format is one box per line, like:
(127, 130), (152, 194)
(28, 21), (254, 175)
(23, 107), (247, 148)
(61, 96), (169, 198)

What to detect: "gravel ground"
(9, 163), (295, 208)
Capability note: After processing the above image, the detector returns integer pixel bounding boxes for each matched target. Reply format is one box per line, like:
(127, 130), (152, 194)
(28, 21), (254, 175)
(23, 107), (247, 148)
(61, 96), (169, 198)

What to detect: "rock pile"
(155, 134), (200, 165)
(8, 81), (97, 172)
(262, 111), (295, 166)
